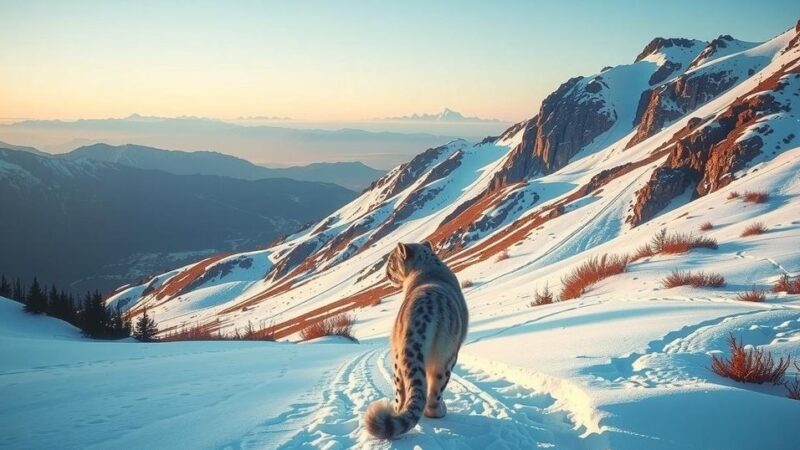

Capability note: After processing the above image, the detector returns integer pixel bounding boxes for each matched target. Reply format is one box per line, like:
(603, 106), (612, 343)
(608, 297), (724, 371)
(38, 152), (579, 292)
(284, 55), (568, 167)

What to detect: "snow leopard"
(364, 241), (469, 439)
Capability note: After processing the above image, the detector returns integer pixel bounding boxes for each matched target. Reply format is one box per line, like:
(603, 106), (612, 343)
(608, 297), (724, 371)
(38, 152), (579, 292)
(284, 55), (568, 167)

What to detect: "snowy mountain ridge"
(109, 22), (800, 342)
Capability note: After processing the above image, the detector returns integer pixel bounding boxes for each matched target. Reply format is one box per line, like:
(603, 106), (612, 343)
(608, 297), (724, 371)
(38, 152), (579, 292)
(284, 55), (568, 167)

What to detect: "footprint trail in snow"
(242, 346), (590, 449)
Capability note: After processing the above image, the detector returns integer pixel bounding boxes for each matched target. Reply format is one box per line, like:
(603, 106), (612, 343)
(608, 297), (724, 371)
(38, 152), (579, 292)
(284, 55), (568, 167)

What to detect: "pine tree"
(109, 305), (131, 339)
(0, 275), (10, 298)
(24, 277), (48, 314)
(46, 285), (59, 315)
(79, 291), (110, 337)
(133, 309), (158, 342)
(12, 278), (24, 303)
(51, 289), (76, 323)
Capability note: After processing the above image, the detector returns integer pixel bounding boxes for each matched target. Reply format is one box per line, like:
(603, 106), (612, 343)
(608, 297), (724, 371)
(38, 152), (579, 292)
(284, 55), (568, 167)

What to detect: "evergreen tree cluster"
(133, 308), (159, 342)
(1, 273), (133, 340)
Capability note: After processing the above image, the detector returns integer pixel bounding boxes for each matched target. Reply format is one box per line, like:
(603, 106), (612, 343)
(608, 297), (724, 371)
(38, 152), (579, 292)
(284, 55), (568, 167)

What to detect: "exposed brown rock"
(627, 70), (741, 148)
(487, 119), (542, 191)
(689, 35), (735, 69)
(534, 76), (614, 172)
(649, 60), (682, 85)
(635, 37), (697, 62)
(627, 62), (797, 226)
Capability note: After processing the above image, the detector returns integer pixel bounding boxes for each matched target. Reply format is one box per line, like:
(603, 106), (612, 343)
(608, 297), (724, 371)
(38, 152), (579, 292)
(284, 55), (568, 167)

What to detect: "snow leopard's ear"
(422, 240), (434, 252)
(396, 242), (410, 259)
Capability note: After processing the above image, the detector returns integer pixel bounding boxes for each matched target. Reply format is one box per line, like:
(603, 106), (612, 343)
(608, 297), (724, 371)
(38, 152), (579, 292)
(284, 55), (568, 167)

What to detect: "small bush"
(772, 274), (800, 294)
(727, 191), (740, 200)
(162, 321), (276, 341)
(661, 270), (726, 289)
(299, 313), (356, 342)
(743, 191), (769, 204)
(736, 287), (767, 302)
(785, 362), (800, 400)
(632, 228), (718, 260)
(496, 250), (510, 262)
(740, 222), (767, 237)
(699, 221), (713, 231)
(460, 279), (474, 289)
(559, 254), (628, 300)
(711, 334), (789, 384)
(531, 284), (554, 306)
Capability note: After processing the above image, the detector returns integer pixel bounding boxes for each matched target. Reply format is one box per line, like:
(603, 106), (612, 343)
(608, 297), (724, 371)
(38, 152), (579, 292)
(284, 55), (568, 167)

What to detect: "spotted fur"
(364, 242), (469, 440)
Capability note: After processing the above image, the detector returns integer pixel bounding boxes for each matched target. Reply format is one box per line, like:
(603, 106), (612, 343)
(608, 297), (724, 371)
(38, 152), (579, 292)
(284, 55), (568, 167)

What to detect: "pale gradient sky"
(1, 0), (797, 122)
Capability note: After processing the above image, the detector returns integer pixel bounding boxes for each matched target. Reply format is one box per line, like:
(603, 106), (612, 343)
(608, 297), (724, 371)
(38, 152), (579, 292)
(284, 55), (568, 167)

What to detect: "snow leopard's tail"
(364, 309), (432, 439)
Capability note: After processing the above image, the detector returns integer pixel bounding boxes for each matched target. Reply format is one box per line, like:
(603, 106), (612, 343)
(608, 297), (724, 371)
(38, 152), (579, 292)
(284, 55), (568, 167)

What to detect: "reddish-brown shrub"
(711, 334), (789, 384)
(727, 191), (740, 200)
(740, 222), (767, 237)
(699, 221), (713, 231)
(531, 284), (554, 306)
(785, 362), (800, 400)
(772, 274), (800, 294)
(632, 229), (718, 260)
(743, 191), (769, 204)
(736, 287), (767, 303)
(460, 279), (474, 289)
(496, 250), (510, 262)
(559, 254), (629, 300)
(299, 313), (356, 341)
(661, 270), (726, 289)
(161, 321), (276, 341)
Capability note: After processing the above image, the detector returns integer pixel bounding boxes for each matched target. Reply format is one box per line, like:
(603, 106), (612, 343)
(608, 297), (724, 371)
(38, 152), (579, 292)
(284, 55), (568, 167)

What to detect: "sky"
(1, 0), (798, 123)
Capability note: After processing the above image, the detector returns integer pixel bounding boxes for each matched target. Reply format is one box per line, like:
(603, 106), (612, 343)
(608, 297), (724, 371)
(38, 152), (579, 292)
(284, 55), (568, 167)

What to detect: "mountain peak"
(382, 108), (500, 123)
(635, 37), (700, 62)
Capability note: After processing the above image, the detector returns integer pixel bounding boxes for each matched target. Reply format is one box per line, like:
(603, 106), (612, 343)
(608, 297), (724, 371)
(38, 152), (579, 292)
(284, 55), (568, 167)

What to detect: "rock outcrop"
(628, 68), (798, 226)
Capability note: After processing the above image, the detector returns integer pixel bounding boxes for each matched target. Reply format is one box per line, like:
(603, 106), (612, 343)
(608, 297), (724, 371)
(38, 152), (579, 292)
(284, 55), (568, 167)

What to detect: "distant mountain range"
(0, 140), (48, 156)
(0, 147), (355, 293)
(63, 143), (385, 191)
(0, 115), (459, 168)
(381, 108), (503, 122)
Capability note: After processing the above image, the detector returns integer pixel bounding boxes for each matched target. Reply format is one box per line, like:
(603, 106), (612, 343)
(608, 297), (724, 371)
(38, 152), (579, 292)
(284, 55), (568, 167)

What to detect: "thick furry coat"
(364, 242), (468, 439)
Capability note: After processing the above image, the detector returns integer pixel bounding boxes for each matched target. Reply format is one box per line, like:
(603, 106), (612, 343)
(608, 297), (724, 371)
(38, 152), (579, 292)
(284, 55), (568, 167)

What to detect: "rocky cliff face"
(635, 37), (698, 62)
(625, 35), (768, 149)
(627, 71), (739, 148)
(533, 76), (616, 173)
(628, 65), (799, 226)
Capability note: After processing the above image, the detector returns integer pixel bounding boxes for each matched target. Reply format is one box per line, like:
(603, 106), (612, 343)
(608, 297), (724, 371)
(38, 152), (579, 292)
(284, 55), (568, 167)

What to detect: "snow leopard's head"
(386, 241), (438, 286)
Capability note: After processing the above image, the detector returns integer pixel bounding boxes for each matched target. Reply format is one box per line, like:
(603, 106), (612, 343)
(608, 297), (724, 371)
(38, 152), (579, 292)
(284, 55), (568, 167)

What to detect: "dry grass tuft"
(785, 362), (800, 400)
(559, 254), (629, 301)
(743, 191), (769, 204)
(299, 313), (356, 342)
(161, 321), (276, 342)
(736, 286), (767, 302)
(632, 229), (718, 260)
(699, 221), (713, 231)
(727, 191), (740, 200)
(711, 334), (789, 384)
(661, 270), (725, 289)
(531, 284), (554, 306)
(740, 222), (767, 237)
(772, 274), (800, 294)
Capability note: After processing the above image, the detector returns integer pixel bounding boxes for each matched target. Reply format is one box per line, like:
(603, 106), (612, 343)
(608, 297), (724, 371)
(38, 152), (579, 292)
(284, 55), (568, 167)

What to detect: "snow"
(7, 23), (800, 450)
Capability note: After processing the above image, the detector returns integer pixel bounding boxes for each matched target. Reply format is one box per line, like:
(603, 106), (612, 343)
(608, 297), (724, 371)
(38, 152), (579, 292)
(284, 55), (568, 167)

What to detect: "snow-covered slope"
(110, 21), (800, 340)
(89, 21), (800, 447)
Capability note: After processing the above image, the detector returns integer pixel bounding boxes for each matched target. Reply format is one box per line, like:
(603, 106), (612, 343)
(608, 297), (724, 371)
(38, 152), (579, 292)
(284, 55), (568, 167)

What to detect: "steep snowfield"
(5, 22), (800, 449)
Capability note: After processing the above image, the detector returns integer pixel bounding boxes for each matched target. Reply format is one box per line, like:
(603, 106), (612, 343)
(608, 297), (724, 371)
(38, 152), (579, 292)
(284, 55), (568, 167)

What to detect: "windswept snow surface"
(6, 24), (800, 450)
